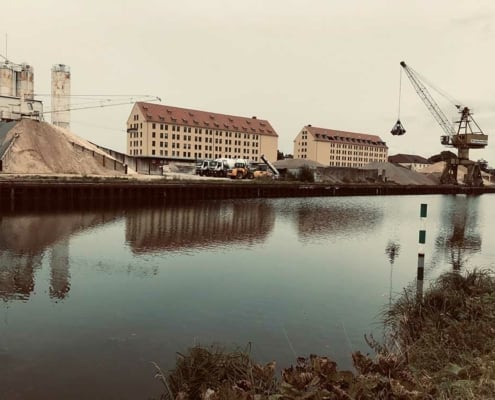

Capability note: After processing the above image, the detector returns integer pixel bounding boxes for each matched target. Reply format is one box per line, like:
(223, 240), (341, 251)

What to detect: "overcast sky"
(3, 0), (495, 164)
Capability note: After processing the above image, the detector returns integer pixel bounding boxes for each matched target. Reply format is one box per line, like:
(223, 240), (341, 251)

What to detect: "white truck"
(212, 158), (236, 177)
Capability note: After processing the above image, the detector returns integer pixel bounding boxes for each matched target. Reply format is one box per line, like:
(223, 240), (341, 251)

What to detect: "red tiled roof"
(305, 125), (387, 147)
(136, 102), (278, 137)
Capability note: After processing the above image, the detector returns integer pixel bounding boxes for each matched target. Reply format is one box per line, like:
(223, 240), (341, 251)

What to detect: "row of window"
(144, 149), (260, 161)
(147, 123), (260, 139)
(330, 149), (386, 157)
(130, 140), (258, 155)
(332, 156), (385, 162)
(297, 141), (387, 152)
(147, 132), (259, 147)
(328, 161), (380, 167)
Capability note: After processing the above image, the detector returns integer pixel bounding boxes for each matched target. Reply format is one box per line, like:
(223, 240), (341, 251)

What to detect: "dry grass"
(154, 269), (495, 399)
(384, 269), (495, 399)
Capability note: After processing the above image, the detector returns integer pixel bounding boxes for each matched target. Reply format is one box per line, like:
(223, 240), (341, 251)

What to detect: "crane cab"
(451, 133), (488, 149)
(440, 135), (451, 146)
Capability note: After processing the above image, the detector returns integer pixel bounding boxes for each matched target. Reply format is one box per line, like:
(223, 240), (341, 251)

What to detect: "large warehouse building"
(126, 102), (278, 162)
(293, 125), (388, 167)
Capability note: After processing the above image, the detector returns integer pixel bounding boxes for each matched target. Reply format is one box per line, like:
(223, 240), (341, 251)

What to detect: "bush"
(298, 166), (314, 182)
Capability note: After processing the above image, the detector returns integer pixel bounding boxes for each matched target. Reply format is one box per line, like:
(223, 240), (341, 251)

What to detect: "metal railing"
(70, 142), (128, 174)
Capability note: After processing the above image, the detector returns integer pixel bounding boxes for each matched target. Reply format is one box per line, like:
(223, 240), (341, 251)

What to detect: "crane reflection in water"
(434, 195), (482, 272)
(412, 195), (482, 299)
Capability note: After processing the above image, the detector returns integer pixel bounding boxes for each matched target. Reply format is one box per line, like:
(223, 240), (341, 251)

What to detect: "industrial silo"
(51, 64), (71, 129)
(17, 63), (34, 100)
(0, 62), (14, 97)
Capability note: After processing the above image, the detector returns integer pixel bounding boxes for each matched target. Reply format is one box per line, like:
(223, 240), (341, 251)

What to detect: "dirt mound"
(1, 119), (125, 175)
(363, 162), (439, 185)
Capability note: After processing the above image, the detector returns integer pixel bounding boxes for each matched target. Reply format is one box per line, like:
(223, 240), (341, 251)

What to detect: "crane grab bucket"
(391, 119), (406, 136)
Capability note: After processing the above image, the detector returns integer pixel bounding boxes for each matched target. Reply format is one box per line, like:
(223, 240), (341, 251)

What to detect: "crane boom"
(400, 61), (456, 137)
(397, 61), (488, 187)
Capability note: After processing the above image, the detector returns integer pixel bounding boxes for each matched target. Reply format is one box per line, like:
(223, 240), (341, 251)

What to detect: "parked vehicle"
(195, 159), (205, 175)
(249, 163), (270, 179)
(197, 159), (216, 176)
(227, 159), (250, 179)
(261, 154), (280, 178)
(212, 158), (236, 177)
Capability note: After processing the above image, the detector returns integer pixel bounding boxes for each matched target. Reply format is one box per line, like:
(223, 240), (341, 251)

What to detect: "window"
(152, 132), (156, 138)
(152, 141), (156, 146)
(152, 123), (156, 129)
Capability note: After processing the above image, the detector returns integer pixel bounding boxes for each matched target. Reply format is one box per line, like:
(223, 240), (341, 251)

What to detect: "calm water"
(1, 194), (494, 399)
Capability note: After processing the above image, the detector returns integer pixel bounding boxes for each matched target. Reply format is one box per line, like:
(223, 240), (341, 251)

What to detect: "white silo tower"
(51, 64), (71, 129)
(18, 63), (34, 100)
(0, 61), (14, 97)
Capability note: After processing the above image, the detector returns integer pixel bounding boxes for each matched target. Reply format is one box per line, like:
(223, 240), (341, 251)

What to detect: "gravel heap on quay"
(0, 119), (125, 176)
(362, 162), (439, 185)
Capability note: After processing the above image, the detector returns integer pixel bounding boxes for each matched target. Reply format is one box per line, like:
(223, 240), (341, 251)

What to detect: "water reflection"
(385, 241), (400, 306)
(0, 201), (276, 301)
(0, 253), (42, 301)
(434, 195), (482, 271)
(0, 211), (123, 301)
(125, 201), (275, 253)
(288, 199), (383, 241)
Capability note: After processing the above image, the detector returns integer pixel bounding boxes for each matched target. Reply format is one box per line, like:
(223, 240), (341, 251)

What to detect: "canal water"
(1, 194), (494, 399)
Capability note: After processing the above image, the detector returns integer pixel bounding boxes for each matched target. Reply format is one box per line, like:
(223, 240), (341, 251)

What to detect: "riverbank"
(154, 269), (495, 399)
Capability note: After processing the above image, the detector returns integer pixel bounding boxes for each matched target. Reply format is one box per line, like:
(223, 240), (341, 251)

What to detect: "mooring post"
(417, 203), (427, 299)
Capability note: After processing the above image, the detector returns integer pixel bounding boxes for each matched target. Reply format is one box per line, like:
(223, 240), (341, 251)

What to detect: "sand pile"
(363, 162), (439, 185)
(1, 119), (125, 175)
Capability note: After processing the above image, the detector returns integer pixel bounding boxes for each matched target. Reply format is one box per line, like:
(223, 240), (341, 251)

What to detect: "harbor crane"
(392, 61), (488, 186)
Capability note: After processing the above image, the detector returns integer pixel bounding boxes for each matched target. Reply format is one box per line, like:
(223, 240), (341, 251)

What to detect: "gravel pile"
(362, 162), (439, 185)
(1, 119), (124, 175)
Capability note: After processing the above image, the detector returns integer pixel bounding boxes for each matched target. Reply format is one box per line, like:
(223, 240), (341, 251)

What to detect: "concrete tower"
(51, 64), (71, 129)
(18, 63), (34, 100)
(0, 61), (14, 97)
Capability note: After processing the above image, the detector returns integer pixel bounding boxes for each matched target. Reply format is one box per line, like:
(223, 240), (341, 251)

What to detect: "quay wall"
(1, 180), (494, 211)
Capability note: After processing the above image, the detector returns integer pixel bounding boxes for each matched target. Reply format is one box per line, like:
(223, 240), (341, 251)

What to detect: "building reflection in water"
(125, 201), (275, 253)
(290, 201), (383, 241)
(0, 210), (122, 302)
(434, 195), (482, 271)
(49, 239), (70, 300)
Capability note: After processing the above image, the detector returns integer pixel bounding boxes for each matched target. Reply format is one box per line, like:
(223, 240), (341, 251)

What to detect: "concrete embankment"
(1, 179), (494, 210)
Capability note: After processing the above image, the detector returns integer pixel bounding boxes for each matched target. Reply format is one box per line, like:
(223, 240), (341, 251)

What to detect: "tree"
(298, 166), (315, 182)
(277, 150), (284, 160)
